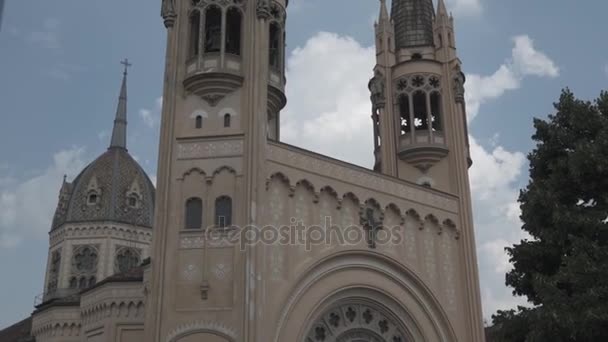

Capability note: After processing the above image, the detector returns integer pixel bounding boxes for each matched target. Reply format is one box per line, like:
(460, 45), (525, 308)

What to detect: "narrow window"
(224, 113), (231, 127)
(204, 6), (222, 53)
(269, 23), (280, 69)
(215, 196), (232, 228)
(70, 277), (77, 289)
(195, 115), (202, 129)
(413, 91), (428, 130)
(185, 197), (203, 229)
(398, 94), (411, 135)
(430, 92), (442, 131)
(79, 277), (87, 289)
(89, 276), (96, 287)
(189, 11), (201, 57)
(226, 8), (242, 55)
(88, 193), (98, 205)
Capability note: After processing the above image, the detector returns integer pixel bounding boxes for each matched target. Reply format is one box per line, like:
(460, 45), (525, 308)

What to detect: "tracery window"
(305, 302), (408, 342)
(204, 6), (222, 53)
(395, 74), (443, 136)
(71, 245), (98, 290)
(225, 8), (242, 55)
(73, 246), (98, 273)
(215, 196), (232, 228)
(115, 247), (141, 274)
(185, 197), (203, 229)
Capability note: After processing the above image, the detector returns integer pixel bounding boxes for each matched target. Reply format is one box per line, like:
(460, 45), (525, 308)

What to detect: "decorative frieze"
(178, 140), (244, 160)
(266, 143), (459, 214)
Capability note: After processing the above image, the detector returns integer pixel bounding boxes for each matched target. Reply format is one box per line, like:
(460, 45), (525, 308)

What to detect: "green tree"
(492, 89), (608, 341)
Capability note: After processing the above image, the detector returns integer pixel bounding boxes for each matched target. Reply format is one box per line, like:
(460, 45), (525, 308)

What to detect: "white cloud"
(139, 97), (163, 128)
(283, 31), (536, 319)
(282, 32), (376, 167)
(446, 0), (483, 16)
(0, 147), (87, 248)
(511, 36), (559, 78)
(465, 35), (559, 121)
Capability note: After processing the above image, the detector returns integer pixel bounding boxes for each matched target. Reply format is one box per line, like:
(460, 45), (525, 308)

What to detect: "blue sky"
(1, 0), (608, 328)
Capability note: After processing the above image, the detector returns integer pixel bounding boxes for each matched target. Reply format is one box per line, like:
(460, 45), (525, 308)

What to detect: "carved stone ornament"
(257, 0), (271, 19)
(202, 94), (224, 107)
(453, 67), (466, 103)
(161, 0), (177, 28)
(368, 70), (386, 112)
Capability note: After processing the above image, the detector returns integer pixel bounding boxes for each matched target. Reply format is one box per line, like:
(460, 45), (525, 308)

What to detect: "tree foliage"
(491, 89), (608, 341)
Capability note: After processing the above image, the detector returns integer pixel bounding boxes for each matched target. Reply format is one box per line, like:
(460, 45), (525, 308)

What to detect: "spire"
(109, 59), (131, 150)
(437, 0), (448, 17)
(391, 0), (435, 48)
(378, 0), (389, 26)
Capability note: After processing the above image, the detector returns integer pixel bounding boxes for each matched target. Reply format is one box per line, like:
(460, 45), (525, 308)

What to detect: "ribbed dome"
(52, 148), (155, 229)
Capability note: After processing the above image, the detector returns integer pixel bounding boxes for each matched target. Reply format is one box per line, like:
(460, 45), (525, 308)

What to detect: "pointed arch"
(188, 10), (201, 57)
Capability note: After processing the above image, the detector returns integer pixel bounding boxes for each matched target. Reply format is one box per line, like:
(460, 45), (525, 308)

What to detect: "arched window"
(189, 11), (201, 57)
(79, 277), (87, 289)
(269, 23), (281, 69)
(413, 91), (428, 130)
(88, 276), (96, 287)
(430, 92), (442, 131)
(185, 197), (203, 229)
(224, 113), (231, 127)
(398, 94), (411, 135)
(69, 277), (77, 289)
(116, 248), (141, 274)
(204, 6), (222, 53)
(195, 115), (203, 129)
(226, 8), (242, 55)
(215, 196), (232, 228)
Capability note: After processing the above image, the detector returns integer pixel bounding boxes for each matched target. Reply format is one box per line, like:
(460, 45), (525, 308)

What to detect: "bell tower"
(147, 0), (288, 341)
(370, 0), (485, 340)
(370, 0), (471, 193)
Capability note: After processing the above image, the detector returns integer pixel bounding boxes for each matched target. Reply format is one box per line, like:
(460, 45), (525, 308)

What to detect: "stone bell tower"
(369, 0), (485, 340)
(370, 0), (471, 193)
(146, 0), (287, 341)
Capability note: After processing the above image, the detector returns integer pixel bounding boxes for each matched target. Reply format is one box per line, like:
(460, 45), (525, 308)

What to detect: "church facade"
(4, 0), (486, 341)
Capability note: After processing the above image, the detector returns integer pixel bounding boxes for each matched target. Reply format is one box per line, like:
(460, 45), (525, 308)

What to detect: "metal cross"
(120, 58), (132, 75)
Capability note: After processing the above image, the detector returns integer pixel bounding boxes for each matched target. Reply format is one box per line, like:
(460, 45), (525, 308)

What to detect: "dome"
(50, 64), (155, 230)
(51, 148), (155, 229)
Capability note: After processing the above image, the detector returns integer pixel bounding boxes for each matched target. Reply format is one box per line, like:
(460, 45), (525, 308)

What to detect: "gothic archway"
(305, 301), (407, 342)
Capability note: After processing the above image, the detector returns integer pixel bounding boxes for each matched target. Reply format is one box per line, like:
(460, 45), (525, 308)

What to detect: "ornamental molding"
(166, 321), (238, 342)
(81, 299), (145, 326)
(266, 143), (459, 214)
(50, 224), (153, 247)
(178, 139), (244, 160)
